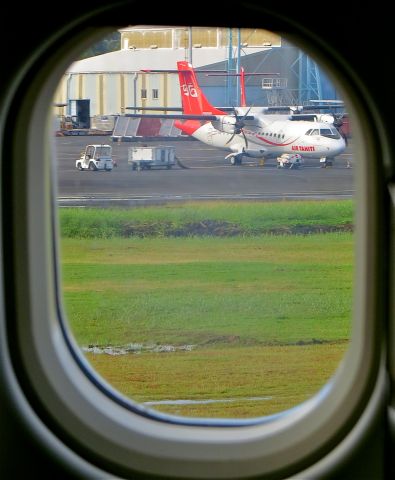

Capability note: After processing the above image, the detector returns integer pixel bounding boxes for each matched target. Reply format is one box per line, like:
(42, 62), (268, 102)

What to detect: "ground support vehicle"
(76, 144), (113, 171)
(128, 146), (176, 171)
(277, 153), (304, 169)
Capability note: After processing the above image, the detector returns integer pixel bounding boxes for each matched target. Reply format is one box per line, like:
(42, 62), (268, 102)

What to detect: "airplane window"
(5, 3), (389, 476)
(53, 25), (356, 423)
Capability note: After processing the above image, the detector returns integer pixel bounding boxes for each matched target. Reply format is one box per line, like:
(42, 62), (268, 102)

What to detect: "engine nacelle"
(212, 116), (240, 134)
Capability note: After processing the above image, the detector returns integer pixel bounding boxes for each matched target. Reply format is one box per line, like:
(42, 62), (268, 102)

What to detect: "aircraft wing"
(126, 106), (183, 112)
(126, 113), (219, 120)
(125, 113), (255, 121)
(126, 106), (238, 112)
(265, 104), (344, 113)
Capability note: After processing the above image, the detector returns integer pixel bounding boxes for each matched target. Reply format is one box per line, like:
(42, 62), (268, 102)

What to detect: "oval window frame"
(3, 7), (388, 479)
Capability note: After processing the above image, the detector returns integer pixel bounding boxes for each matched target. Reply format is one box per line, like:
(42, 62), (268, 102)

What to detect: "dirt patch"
(119, 220), (354, 238)
(267, 223), (354, 236)
(172, 221), (244, 237)
(83, 337), (348, 354)
(83, 343), (196, 355)
(201, 335), (243, 346)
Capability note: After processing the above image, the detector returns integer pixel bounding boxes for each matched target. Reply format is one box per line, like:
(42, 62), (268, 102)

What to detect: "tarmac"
(55, 136), (354, 207)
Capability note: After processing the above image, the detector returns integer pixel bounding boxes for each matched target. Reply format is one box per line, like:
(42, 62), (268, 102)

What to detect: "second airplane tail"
(177, 61), (226, 116)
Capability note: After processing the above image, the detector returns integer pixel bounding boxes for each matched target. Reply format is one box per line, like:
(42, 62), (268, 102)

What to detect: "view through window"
(54, 26), (355, 419)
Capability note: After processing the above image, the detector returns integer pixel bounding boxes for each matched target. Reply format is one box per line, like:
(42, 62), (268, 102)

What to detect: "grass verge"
(59, 201), (354, 418)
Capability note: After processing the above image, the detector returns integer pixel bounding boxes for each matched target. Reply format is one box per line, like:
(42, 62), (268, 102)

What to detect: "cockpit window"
(306, 128), (341, 139)
(320, 128), (341, 139)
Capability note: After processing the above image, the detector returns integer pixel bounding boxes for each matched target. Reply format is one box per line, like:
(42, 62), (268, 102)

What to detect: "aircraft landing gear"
(320, 157), (334, 168)
(230, 154), (243, 166)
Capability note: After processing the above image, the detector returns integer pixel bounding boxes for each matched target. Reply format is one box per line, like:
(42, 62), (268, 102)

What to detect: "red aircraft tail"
(240, 67), (247, 107)
(177, 61), (226, 116)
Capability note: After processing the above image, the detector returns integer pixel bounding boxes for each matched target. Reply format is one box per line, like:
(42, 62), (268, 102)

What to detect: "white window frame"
(2, 26), (389, 480)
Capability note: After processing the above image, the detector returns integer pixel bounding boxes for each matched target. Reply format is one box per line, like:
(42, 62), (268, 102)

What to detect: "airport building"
(53, 26), (340, 134)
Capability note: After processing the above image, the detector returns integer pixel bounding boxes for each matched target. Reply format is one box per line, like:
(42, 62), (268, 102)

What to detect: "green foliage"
(78, 31), (121, 59)
(59, 200), (354, 238)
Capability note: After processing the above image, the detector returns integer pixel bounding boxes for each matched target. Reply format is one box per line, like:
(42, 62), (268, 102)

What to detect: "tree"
(79, 31), (121, 59)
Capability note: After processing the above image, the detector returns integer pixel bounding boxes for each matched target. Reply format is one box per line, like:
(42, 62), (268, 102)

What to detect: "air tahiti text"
(292, 145), (315, 152)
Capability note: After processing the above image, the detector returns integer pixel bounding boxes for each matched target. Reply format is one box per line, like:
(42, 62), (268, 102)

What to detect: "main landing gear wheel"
(230, 155), (242, 166)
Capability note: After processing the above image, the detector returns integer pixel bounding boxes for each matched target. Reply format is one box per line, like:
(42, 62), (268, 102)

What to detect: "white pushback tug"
(76, 144), (113, 171)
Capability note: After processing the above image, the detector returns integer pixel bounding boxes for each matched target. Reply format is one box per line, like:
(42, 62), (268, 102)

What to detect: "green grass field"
(59, 199), (354, 238)
(59, 201), (354, 418)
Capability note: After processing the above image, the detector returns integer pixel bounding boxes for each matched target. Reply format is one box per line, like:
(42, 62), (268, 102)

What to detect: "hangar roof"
(66, 47), (270, 73)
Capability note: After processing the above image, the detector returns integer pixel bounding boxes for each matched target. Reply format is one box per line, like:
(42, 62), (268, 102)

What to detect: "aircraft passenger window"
(52, 24), (356, 423)
(6, 6), (389, 477)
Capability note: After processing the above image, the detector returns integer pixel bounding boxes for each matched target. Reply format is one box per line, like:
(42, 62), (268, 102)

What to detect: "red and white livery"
(174, 61), (346, 166)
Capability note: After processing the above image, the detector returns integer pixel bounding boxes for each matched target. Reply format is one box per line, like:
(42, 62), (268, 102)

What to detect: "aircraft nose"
(331, 137), (346, 156)
(338, 136), (347, 154)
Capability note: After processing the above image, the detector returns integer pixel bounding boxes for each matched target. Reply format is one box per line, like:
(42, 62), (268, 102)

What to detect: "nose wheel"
(320, 157), (334, 168)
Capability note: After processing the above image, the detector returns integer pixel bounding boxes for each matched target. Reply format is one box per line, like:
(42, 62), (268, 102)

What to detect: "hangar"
(53, 26), (341, 133)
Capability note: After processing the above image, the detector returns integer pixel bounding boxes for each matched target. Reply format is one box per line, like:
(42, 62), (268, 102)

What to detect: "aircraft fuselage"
(191, 120), (346, 160)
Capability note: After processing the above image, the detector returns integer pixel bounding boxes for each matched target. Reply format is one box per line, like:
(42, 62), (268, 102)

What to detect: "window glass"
(54, 25), (355, 420)
(319, 128), (341, 139)
(320, 128), (332, 136)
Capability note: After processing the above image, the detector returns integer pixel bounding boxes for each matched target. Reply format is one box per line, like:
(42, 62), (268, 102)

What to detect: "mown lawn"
(60, 230), (354, 418)
(85, 342), (348, 418)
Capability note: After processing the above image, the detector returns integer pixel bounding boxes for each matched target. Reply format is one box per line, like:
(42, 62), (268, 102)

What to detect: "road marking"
(58, 190), (355, 206)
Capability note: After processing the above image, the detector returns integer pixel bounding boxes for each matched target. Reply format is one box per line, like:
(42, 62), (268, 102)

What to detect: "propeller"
(225, 106), (252, 149)
(332, 113), (344, 128)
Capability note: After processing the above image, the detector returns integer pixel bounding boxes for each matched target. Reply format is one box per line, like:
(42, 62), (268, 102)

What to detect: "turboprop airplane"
(127, 61), (346, 167)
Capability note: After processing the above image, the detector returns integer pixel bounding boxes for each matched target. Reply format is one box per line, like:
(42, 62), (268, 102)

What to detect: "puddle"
(82, 343), (195, 355)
